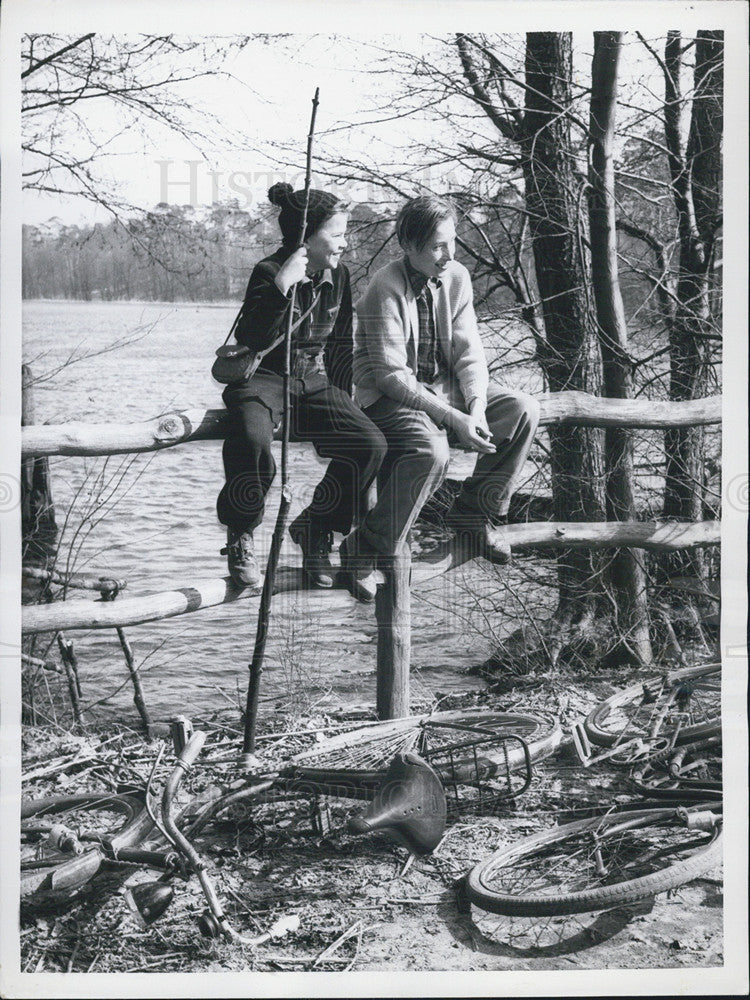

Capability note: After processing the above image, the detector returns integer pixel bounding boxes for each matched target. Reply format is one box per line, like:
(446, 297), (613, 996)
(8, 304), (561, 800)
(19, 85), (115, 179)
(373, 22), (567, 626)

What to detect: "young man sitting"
(343, 195), (539, 596)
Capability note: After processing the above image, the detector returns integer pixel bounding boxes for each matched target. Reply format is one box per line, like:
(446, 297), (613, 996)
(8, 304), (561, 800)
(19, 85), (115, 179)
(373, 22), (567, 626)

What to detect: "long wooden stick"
(57, 632), (84, 726)
(243, 87), (320, 759)
(115, 626), (152, 734)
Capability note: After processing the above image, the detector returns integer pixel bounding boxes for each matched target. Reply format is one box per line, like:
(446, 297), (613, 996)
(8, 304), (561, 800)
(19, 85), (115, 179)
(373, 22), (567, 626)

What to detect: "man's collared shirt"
(404, 256), (447, 385)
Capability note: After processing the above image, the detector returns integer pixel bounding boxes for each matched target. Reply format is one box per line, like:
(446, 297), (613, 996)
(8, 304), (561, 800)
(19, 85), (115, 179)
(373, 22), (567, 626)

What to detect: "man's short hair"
(395, 196), (456, 251)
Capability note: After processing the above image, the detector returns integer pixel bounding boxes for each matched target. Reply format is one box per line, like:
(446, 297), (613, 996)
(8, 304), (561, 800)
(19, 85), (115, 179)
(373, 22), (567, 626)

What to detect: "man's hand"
(446, 410), (496, 454)
(274, 247), (308, 296)
(469, 399), (491, 439)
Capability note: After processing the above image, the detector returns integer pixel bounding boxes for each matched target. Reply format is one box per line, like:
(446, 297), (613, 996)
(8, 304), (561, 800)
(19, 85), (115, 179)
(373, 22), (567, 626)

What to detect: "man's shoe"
(288, 511), (335, 589)
(445, 504), (512, 566)
(338, 531), (378, 603)
(221, 527), (262, 588)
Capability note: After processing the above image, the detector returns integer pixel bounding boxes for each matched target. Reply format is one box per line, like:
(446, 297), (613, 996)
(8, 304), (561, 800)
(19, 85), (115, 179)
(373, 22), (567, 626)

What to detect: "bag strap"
(221, 305), (244, 347)
(222, 285), (321, 354)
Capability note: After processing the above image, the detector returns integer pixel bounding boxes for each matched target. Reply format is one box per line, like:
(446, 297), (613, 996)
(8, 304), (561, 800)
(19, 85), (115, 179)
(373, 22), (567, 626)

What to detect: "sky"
(21, 34), (461, 226)
(18, 28), (687, 228)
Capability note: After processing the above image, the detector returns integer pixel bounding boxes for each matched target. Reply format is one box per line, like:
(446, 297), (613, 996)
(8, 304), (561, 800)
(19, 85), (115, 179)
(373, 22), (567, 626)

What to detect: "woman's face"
(305, 212), (349, 272)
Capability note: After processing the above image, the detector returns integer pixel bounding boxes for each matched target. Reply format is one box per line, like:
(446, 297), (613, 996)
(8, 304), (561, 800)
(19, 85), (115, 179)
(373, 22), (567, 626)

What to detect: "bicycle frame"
(23, 720), (535, 941)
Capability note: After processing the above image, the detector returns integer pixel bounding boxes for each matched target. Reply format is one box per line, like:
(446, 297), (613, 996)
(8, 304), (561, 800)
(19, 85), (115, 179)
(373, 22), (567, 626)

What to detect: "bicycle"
(21, 707), (562, 941)
(460, 668), (723, 952)
(572, 662), (721, 767)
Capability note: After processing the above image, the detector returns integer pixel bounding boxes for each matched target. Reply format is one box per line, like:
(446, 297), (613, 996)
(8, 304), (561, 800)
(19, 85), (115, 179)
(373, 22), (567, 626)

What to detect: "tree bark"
(662, 32), (723, 577)
(588, 31), (653, 665)
(522, 32), (606, 611)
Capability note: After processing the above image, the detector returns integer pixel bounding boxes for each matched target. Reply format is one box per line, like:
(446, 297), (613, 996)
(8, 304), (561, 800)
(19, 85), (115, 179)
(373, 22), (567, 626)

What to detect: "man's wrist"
(438, 407), (457, 429)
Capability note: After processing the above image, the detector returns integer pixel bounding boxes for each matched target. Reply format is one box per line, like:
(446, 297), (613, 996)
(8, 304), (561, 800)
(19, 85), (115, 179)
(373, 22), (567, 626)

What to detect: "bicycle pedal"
(170, 716), (194, 756)
(46, 823), (84, 856)
(678, 807), (721, 832)
(310, 798), (333, 837)
(571, 721), (595, 765)
(196, 909), (223, 939)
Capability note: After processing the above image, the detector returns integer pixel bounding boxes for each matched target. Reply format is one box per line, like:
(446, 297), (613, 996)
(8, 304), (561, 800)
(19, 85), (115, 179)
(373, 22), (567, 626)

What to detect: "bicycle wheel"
(21, 792), (153, 903)
(466, 806), (722, 916)
(584, 663), (721, 751)
(290, 709), (562, 780)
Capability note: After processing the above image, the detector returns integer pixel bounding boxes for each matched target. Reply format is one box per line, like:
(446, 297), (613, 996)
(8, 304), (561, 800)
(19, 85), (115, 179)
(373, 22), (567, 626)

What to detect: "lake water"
(22, 299), (507, 726)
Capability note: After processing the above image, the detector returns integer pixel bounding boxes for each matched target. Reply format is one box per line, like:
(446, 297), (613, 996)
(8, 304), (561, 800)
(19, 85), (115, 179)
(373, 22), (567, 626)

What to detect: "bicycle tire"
(466, 806), (722, 917)
(21, 792), (153, 903)
(584, 663), (721, 750)
(290, 709), (562, 782)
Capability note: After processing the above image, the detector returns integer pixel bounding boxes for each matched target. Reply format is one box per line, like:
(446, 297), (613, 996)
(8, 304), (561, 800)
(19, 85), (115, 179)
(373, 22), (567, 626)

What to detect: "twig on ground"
(398, 854), (415, 877)
(313, 919), (363, 967)
(22, 748), (97, 783)
(387, 897), (445, 905)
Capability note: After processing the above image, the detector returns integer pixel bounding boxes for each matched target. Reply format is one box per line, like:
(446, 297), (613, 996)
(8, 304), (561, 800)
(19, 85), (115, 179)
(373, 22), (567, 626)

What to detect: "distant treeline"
(22, 201), (396, 303)
(23, 197), (656, 328)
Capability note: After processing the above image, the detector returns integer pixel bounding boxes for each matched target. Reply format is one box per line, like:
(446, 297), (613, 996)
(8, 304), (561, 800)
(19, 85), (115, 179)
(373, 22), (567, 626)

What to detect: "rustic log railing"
(20, 390), (722, 722)
(21, 392), (721, 458)
(22, 520), (720, 636)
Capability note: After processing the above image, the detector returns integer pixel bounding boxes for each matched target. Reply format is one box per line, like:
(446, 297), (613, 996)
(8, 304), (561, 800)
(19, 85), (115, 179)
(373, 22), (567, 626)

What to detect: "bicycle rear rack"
(422, 732), (533, 817)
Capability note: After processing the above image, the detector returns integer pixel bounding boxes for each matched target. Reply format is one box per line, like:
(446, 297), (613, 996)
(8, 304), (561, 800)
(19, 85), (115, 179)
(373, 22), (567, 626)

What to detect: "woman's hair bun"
(268, 182), (294, 207)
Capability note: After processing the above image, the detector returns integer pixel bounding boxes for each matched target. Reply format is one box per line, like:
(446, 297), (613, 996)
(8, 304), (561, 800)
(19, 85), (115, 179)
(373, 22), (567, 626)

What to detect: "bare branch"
(22, 33), (96, 79)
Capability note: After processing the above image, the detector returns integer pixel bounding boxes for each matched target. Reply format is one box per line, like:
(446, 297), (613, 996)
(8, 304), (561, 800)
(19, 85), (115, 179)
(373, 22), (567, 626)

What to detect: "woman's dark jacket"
(235, 246), (353, 396)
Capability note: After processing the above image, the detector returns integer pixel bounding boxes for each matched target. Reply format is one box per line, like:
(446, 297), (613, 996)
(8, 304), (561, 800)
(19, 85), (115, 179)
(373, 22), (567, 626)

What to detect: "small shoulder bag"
(211, 290), (321, 385)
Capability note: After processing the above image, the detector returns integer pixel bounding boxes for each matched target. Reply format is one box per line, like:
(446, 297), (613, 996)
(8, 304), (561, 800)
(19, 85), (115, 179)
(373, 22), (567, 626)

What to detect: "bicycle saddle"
(347, 751), (447, 855)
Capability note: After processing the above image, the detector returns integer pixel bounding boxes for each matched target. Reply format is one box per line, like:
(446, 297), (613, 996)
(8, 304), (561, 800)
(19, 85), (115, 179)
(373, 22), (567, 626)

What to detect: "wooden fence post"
(57, 632), (84, 727)
(21, 365), (58, 569)
(375, 543), (411, 719)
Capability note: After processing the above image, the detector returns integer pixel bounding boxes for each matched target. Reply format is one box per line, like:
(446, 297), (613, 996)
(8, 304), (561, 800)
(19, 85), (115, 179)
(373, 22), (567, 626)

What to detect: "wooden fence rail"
(21, 386), (723, 722)
(22, 392), (722, 459)
(21, 519), (720, 635)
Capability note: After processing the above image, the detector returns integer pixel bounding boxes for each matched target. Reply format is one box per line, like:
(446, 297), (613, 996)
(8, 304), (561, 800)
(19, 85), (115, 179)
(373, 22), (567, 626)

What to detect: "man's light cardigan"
(353, 258), (489, 426)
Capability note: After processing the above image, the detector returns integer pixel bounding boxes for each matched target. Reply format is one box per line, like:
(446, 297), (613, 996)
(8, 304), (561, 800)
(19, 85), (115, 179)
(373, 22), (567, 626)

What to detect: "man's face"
(403, 217), (456, 279)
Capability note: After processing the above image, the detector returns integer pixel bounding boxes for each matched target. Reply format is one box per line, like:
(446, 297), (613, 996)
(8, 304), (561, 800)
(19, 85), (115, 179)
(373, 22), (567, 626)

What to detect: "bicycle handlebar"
(159, 730), (287, 945)
(176, 730), (207, 770)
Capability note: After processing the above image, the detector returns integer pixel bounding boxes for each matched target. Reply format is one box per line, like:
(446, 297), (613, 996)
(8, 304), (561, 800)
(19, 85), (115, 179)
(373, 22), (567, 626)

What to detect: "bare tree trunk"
(588, 32), (653, 665)
(522, 32), (606, 614)
(662, 31), (723, 577)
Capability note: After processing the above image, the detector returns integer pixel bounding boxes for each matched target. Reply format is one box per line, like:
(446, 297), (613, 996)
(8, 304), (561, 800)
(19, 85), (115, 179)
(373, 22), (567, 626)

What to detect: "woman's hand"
(274, 247), (308, 296)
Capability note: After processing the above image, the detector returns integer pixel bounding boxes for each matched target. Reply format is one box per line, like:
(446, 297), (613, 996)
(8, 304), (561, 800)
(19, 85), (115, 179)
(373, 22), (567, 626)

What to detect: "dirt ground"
(18, 676), (723, 976)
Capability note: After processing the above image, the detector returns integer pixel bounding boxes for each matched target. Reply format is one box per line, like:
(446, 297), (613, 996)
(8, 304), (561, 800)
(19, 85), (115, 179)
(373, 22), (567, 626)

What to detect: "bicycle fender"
(49, 849), (103, 891)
